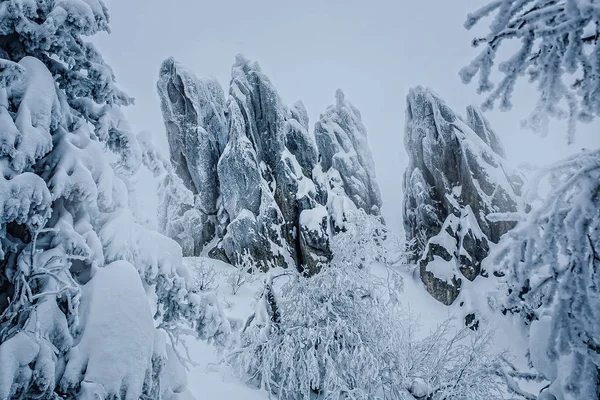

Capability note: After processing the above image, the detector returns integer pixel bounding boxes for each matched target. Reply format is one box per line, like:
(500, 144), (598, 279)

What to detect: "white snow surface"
(62, 261), (155, 400)
(182, 258), (272, 400)
(529, 316), (556, 381)
(299, 204), (329, 233)
(425, 256), (458, 283)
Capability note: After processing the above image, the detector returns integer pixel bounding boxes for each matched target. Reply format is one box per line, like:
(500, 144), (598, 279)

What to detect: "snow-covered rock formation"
(403, 86), (523, 305)
(157, 55), (382, 274)
(315, 89), (382, 224)
(157, 58), (227, 255)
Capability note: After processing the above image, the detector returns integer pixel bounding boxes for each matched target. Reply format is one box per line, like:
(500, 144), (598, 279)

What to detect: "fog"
(95, 0), (599, 232)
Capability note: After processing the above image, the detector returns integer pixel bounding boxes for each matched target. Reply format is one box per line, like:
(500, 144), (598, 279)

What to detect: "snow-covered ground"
(182, 258), (270, 399)
(182, 257), (534, 399)
(184, 337), (264, 400)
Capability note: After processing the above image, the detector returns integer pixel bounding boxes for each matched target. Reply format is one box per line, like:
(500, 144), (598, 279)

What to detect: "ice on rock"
(465, 105), (506, 158)
(225, 55), (333, 273)
(298, 205), (331, 273)
(403, 86), (523, 304)
(160, 55), (343, 274)
(216, 96), (284, 268)
(291, 101), (309, 130)
(222, 210), (266, 268)
(226, 55), (303, 269)
(228, 54), (287, 171)
(217, 101), (263, 218)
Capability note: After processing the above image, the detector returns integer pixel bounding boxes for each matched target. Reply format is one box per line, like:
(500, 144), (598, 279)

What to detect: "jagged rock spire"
(403, 86), (523, 305)
(157, 56), (384, 275)
(157, 58), (227, 254)
(315, 89), (383, 218)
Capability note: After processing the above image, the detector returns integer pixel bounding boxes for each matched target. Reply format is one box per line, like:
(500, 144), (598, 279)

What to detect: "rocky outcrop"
(219, 55), (323, 271)
(315, 90), (382, 220)
(286, 101), (319, 176)
(403, 86), (523, 305)
(157, 55), (382, 274)
(157, 58), (227, 254)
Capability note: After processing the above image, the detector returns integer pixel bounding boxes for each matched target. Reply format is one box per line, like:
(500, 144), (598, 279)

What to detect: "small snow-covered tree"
(228, 212), (508, 400)
(228, 252), (408, 398)
(330, 209), (388, 268)
(461, 0), (599, 140)
(189, 258), (218, 292)
(487, 148), (600, 400)
(0, 2), (230, 399)
(404, 320), (510, 400)
(226, 250), (258, 295)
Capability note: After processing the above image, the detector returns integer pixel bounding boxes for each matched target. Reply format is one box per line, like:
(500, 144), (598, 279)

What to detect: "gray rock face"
(157, 55), (382, 274)
(221, 210), (268, 269)
(403, 86), (523, 305)
(229, 55), (286, 172)
(157, 58), (227, 254)
(222, 55), (305, 269)
(217, 101), (262, 219)
(286, 101), (318, 175)
(465, 105), (505, 158)
(315, 90), (382, 216)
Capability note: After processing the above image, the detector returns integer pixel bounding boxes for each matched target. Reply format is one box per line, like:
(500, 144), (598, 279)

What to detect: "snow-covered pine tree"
(487, 149), (600, 400)
(0, 2), (230, 399)
(461, 0), (599, 140)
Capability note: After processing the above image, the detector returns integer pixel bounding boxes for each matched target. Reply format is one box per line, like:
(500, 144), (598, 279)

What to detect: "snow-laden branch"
(462, 0), (599, 140)
(487, 148), (600, 399)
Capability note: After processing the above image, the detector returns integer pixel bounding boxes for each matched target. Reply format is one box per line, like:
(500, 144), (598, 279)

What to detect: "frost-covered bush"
(462, 4), (600, 397)
(226, 250), (258, 295)
(487, 149), (600, 400)
(330, 209), (388, 268)
(228, 213), (508, 400)
(190, 258), (218, 292)
(461, 0), (600, 139)
(228, 261), (407, 399)
(0, 1), (230, 398)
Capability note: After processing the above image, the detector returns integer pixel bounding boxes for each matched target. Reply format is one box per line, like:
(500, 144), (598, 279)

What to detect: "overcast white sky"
(94, 0), (599, 232)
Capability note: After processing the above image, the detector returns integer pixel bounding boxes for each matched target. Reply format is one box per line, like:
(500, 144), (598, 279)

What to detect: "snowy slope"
(184, 338), (265, 400)
(182, 256), (536, 400)
(183, 258), (274, 399)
